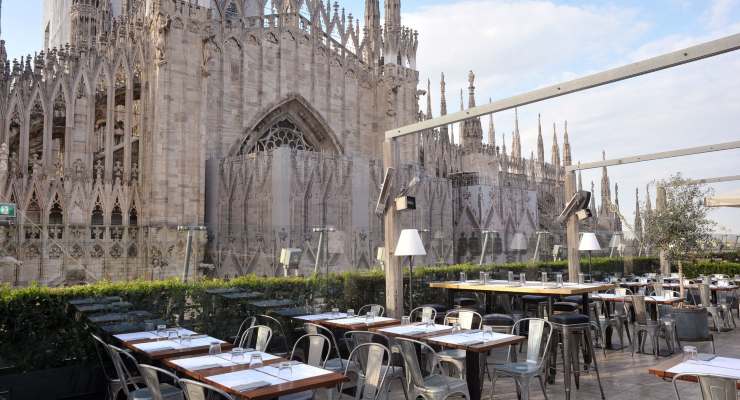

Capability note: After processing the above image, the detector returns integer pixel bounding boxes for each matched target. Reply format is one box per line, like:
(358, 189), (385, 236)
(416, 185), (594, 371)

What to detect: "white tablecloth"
(208, 369), (286, 390)
(169, 355), (236, 370)
(258, 363), (333, 382)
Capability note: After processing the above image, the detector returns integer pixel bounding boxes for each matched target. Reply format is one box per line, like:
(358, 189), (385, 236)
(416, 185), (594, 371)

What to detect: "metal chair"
(304, 322), (353, 374)
(627, 295), (668, 358)
(137, 364), (184, 400)
(588, 301), (615, 357)
(179, 379), (235, 400)
(438, 309), (483, 378)
(92, 333), (143, 400)
(396, 337), (471, 400)
(698, 284), (727, 331)
(107, 344), (149, 400)
(238, 324), (273, 351)
(673, 307), (716, 354)
(548, 313), (606, 400)
(409, 306), (437, 323)
(232, 315), (256, 344)
(672, 373), (738, 400)
(358, 304), (385, 317)
(254, 314), (291, 357)
(338, 343), (393, 400)
(491, 318), (553, 400)
(344, 331), (409, 400)
(280, 334), (333, 400)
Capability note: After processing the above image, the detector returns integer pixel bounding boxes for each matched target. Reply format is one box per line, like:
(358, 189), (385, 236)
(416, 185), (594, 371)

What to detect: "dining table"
(648, 353), (740, 389)
(115, 328), (234, 361)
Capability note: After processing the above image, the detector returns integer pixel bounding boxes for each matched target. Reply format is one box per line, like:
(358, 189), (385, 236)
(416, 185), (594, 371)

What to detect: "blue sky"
(3, 0), (740, 236)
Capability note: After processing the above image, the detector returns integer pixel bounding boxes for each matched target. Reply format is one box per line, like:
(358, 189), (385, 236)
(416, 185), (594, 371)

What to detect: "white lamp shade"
(608, 234), (622, 248)
(395, 229), (427, 256)
(579, 233), (602, 251)
(510, 232), (528, 251)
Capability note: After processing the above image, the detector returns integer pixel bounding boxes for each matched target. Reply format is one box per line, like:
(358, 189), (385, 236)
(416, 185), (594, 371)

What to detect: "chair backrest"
(304, 322), (344, 364)
(409, 306), (437, 323)
(512, 318), (553, 367)
(255, 314), (286, 336)
(138, 364), (180, 400)
(651, 283), (665, 296)
(107, 344), (142, 397)
(395, 337), (440, 388)
(180, 379), (235, 400)
(629, 295), (650, 324)
(358, 304), (385, 317)
(238, 324), (273, 351)
(443, 309), (482, 330)
(673, 308), (711, 341)
(234, 316), (256, 344)
(673, 373), (738, 400)
(291, 333), (331, 367)
(699, 284), (713, 307)
(344, 331), (391, 368)
(90, 334), (116, 381)
(340, 343), (391, 400)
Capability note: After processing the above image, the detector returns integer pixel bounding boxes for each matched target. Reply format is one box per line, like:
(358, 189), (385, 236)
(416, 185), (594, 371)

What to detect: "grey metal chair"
(344, 331), (409, 400)
(627, 295), (668, 358)
(137, 364), (184, 400)
(409, 306), (437, 323)
(492, 318), (553, 400)
(672, 373), (738, 400)
(92, 333), (143, 400)
(437, 309), (483, 378)
(232, 315), (256, 344)
(304, 322), (353, 374)
(180, 379), (235, 400)
(698, 284), (727, 331)
(238, 324), (273, 351)
(358, 304), (385, 317)
(396, 337), (470, 400)
(255, 314), (291, 357)
(673, 307), (716, 354)
(280, 333), (333, 400)
(107, 344), (149, 400)
(338, 343), (392, 400)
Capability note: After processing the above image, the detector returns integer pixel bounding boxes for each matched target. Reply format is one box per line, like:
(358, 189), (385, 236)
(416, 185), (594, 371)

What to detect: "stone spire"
(511, 109), (521, 159)
(459, 89), (464, 111)
(599, 150), (612, 216)
(645, 184), (653, 215)
(551, 123), (560, 167)
(439, 73), (449, 143)
(383, 0), (401, 64)
(460, 71), (483, 151)
(634, 188), (643, 242)
(563, 121), (572, 166)
(426, 78), (432, 120)
(614, 183), (620, 209)
(467, 70), (476, 108)
(578, 170), (583, 191)
(536, 114), (544, 163)
(363, 0), (381, 63)
(488, 107), (495, 147)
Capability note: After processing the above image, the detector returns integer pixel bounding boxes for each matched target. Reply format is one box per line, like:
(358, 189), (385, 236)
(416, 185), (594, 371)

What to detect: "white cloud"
(702, 0), (740, 30)
(405, 0), (740, 233)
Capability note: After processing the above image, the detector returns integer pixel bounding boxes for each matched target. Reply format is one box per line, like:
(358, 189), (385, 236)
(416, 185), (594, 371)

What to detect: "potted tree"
(642, 174), (715, 300)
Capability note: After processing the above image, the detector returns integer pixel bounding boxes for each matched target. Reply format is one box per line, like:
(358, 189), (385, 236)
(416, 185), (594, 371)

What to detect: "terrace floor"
(385, 325), (740, 400)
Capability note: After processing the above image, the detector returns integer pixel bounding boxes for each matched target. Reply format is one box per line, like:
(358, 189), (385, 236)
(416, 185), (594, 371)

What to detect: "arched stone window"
(251, 118), (315, 154)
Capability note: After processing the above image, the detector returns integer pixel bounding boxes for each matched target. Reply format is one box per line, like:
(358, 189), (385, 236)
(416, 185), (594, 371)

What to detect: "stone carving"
(156, 14), (172, 63)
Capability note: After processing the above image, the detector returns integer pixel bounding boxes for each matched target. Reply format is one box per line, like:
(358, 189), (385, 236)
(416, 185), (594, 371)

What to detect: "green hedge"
(1, 256), (738, 373)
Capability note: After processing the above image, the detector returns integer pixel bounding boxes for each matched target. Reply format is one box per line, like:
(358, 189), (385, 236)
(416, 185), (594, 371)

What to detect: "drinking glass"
(144, 321), (155, 332)
(332, 307), (340, 316)
(578, 273), (585, 285)
(278, 361), (293, 377)
(460, 272), (466, 282)
(209, 342), (222, 355)
(180, 333), (192, 346)
(231, 347), (245, 363)
(167, 329), (179, 342)
(156, 324), (167, 339)
(480, 271), (487, 284)
(508, 271), (515, 284)
(519, 273), (526, 286)
(683, 346), (698, 361)
(483, 325), (494, 338)
(541, 272), (548, 285)
(347, 309), (355, 317)
(401, 316), (411, 325)
(365, 312), (374, 323)
(452, 322), (462, 333)
(556, 273), (563, 288)
(249, 353), (264, 369)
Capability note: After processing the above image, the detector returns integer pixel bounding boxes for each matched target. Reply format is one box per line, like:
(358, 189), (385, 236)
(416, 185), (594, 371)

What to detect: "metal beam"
(683, 175), (740, 186)
(705, 196), (740, 208)
(565, 140), (740, 172)
(386, 32), (740, 140)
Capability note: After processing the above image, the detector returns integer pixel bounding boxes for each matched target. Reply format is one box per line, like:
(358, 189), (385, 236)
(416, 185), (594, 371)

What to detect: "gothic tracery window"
(225, 2), (239, 20)
(244, 118), (316, 154)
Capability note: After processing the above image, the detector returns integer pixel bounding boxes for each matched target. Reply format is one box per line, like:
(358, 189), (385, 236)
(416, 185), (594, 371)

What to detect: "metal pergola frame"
(379, 32), (740, 318)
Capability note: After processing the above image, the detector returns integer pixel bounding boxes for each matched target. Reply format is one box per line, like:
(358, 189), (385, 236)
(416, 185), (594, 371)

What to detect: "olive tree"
(642, 174), (715, 298)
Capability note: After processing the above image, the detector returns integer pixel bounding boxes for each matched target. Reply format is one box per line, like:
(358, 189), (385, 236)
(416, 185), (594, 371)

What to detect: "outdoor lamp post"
(395, 229), (427, 311)
(608, 233), (623, 258)
(510, 232), (528, 262)
(579, 232), (602, 281)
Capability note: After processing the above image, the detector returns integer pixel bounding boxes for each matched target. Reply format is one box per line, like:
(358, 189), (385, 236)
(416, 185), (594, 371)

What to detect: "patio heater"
(510, 232), (528, 262)
(395, 229), (426, 311)
(579, 232), (602, 281)
(608, 233), (623, 257)
(532, 231), (551, 262)
(177, 225), (207, 283)
(313, 226), (336, 300)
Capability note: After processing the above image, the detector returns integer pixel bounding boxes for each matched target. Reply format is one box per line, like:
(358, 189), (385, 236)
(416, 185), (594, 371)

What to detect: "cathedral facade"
(0, 0), (621, 286)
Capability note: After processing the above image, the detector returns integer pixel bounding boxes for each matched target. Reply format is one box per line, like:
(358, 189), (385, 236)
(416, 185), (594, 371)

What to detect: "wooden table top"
(371, 323), (525, 353)
(318, 317), (400, 331)
(430, 280), (615, 295)
(163, 354), (346, 400)
(648, 354), (740, 389)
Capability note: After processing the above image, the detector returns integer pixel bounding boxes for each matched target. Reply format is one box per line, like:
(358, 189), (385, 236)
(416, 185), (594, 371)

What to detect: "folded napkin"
(191, 364), (224, 371)
(233, 381), (271, 392)
(458, 339), (484, 346)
